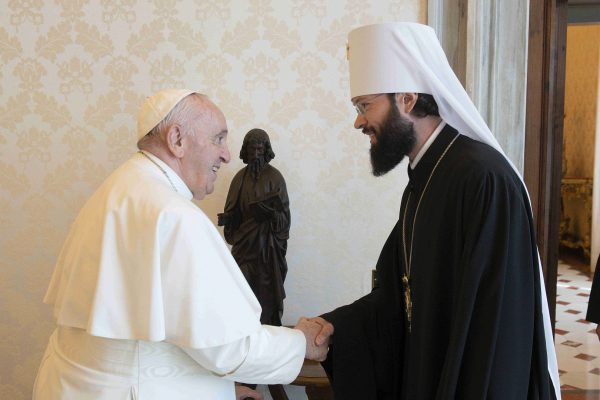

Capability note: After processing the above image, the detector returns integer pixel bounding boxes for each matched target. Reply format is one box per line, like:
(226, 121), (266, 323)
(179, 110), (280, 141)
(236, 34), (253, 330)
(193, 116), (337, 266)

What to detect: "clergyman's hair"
(387, 93), (439, 118)
(138, 93), (208, 147)
(240, 128), (275, 163)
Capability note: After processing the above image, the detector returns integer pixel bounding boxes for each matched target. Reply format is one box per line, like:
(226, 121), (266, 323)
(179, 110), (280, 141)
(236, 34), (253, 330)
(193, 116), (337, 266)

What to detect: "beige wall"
(562, 24), (600, 266)
(0, 1), (426, 398)
(564, 24), (600, 179)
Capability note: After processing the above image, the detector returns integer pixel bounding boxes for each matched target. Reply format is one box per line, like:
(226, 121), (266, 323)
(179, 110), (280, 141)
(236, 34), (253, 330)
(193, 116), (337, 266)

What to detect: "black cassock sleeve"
(320, 223), (404, 400)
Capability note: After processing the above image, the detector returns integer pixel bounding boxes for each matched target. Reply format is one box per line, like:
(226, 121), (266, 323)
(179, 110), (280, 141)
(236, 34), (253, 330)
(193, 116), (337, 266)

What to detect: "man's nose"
(354, 113), (366, 129)
(222, 145), (231, 163)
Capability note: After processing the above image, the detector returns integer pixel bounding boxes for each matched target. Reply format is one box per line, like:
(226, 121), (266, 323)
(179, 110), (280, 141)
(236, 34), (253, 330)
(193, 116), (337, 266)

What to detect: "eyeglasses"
(354, 94), (384, 115)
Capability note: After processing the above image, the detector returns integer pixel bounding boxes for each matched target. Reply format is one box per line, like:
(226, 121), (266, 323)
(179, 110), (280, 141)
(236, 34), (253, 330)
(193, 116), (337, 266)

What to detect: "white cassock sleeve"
(181, 325), (306, 384)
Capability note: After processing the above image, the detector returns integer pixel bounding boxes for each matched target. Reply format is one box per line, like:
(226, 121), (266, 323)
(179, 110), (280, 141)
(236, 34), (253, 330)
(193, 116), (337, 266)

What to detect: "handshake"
(294, 317), (334, 362)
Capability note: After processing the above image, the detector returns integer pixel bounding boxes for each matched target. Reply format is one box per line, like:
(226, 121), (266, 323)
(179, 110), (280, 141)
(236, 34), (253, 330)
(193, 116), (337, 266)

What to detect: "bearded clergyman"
(303, 22), (561, 400)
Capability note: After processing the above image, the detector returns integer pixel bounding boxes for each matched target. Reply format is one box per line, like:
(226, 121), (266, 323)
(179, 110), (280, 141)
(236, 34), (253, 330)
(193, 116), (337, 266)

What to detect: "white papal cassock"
(33, 151), (305, 399)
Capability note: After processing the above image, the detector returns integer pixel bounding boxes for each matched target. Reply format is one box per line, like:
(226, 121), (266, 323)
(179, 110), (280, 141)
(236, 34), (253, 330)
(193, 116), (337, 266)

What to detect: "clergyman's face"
(352, 93), (416, 176)
(179, 99), (231, 200)
(369, 102), (416, 176)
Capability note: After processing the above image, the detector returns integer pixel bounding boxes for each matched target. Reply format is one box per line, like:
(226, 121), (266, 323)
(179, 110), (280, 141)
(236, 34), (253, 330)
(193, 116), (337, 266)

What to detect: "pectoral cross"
(402, 274), (412, 332)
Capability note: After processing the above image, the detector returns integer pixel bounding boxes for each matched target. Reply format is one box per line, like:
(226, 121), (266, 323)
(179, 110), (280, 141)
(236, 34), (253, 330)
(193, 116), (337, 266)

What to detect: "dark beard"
(369, 104), (416, 176)
(249, 157), (266, 180)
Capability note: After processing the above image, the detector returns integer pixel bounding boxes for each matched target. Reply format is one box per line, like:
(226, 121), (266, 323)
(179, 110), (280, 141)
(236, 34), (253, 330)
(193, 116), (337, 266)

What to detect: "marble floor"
(556, 259), (600, 391)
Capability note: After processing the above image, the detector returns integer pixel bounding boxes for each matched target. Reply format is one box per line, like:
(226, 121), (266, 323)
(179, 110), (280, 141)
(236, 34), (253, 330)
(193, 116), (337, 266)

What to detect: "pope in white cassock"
(33, 89), (327, 399)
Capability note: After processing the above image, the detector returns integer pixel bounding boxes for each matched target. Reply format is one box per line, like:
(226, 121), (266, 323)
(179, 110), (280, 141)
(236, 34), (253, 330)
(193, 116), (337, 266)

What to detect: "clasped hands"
(294, 316), (334, 361)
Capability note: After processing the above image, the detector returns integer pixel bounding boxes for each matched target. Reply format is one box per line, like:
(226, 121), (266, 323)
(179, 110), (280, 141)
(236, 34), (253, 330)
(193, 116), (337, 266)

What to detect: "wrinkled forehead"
(208, 101), (226, 125)
(194, 97), (227, 132)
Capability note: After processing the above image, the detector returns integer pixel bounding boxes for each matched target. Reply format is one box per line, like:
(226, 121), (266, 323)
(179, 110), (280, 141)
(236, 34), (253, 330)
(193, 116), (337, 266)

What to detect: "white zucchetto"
(137, 88), (196, 139)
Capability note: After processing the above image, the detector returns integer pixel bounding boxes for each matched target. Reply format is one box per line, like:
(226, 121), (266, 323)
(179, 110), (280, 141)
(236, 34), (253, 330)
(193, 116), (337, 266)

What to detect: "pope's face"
(180, 100), (231, 200)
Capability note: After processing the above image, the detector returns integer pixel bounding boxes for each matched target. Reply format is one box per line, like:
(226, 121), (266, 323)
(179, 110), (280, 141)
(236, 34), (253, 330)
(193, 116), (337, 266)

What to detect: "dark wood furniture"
(269, 359), (333, 400)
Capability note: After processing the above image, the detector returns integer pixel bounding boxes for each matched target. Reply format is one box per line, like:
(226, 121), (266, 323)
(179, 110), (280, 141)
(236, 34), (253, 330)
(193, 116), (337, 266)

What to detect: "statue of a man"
(218, 128), (290, 326)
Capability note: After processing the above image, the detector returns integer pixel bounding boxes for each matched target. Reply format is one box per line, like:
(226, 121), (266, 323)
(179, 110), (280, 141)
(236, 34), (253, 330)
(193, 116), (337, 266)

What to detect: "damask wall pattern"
(561, 25), (600, 267)
(563, 24), (600, 180)
(0, 1), (425, 398)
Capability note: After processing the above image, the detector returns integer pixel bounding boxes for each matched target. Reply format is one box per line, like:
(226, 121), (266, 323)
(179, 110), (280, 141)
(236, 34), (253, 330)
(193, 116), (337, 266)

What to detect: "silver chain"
(138, 150), (178, 193)
(402, 133), (460, 277)
(400, 133), (459, 332)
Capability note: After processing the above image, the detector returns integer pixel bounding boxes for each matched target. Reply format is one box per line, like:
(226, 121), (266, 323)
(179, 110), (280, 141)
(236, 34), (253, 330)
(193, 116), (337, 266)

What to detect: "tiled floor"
(556, 259), (600, 391)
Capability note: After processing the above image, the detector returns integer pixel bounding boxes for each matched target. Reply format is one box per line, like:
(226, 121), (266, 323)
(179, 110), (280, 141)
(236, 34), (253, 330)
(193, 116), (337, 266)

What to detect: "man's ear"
(165, 124), (185, 158)
(398, 92), (418, 114)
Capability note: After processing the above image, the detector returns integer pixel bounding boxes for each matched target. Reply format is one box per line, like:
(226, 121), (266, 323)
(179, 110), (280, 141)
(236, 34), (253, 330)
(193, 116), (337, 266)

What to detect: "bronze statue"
(218, 128), (290, 326)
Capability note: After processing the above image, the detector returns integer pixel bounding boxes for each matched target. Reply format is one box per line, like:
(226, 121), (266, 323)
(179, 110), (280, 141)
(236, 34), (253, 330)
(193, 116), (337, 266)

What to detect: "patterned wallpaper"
(562, 25), (600, 268)
(563, 24), (600, 179)
(0, 1), (425, 398)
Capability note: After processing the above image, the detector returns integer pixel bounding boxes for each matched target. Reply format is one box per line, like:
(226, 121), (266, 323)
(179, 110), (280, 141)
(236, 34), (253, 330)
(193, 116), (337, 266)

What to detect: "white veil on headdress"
(347, 22), (560, 398)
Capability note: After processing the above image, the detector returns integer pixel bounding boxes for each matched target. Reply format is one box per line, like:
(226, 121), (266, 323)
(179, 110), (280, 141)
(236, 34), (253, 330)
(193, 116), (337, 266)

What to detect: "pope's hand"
(294, 317), (334, 361)
(304, 316), (334, 346)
